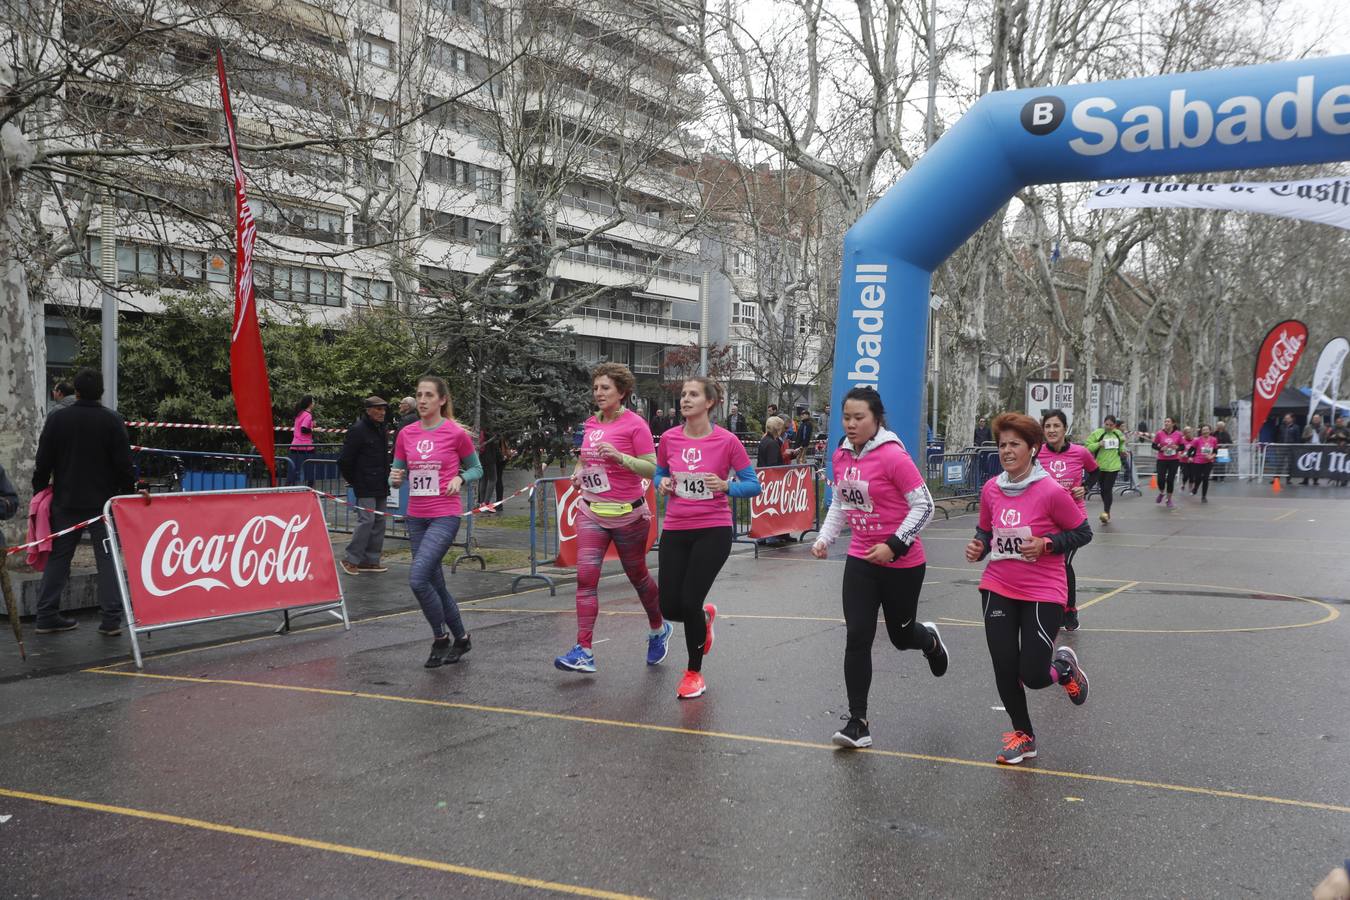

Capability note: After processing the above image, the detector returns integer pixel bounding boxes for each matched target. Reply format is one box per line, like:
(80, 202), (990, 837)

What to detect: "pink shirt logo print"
(999, 507), (1023, 527)
(415, 438), (435, 459)
(588, 429), (606, 444)
(681, 447), (703, 469)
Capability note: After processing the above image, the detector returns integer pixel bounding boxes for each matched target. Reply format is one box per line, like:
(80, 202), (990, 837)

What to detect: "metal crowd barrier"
(302, 458), (485, 572)
(1125, 441), (1257, 483)
(925, 447), (999, 515)
(513, 477), (561, 595)
(132, 446), (293, 492)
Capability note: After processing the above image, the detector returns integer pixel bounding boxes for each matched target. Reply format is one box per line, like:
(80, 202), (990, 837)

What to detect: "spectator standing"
(795, 411), (815, 453)
(47, 381), (76, 416)
(1213, 420), (1233, 446)
(337, 397), (392, 575)
(766, 403), (779, 424)
(477, 430), (512, 514)
(1279, 413), (1301, 444)
(726, 403), (748, 436)
(757, 416), (790, 546)
(1302, 414), (1327, 485)
(973, 416), (992, 445)
(31, 369), (135, 635)
(289, 395), (317, 486)
(395, 396), (418, 432)
(0, 463), (18, 554)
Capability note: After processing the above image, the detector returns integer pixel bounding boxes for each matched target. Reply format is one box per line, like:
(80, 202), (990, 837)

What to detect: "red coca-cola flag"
(748, 466), (816, 539)
(553, 479), (658, 567)
(217, 49), (277, 484)
(108, 490), (342, 628)
(1251, 320), (1309, 439)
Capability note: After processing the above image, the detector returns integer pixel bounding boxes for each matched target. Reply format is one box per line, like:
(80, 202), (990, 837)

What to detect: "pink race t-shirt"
(978, 476), (1087, 607)
(831, 440), (927, 569)
(292, 410), (314, 450)
(1038, 442), (1098, 514)
(1192, 435), (1219, 463)
(1155, 429), (1186, 459)
(394, 419), (476, 518)
(578, 409), (655, 503)
(657, 425), (750, 531)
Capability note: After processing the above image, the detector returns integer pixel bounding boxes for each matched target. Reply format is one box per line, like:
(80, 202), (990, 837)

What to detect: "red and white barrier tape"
(5, 513), (106, 556)
(125, 421), (348, 435)
(311, 482), (537, 519)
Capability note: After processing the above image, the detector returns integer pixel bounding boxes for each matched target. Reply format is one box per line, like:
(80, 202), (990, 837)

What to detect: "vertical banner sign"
(553, 479), (657, 568)
(1307, 337), (1350, 418)
(217, 49), (277, 485)
(1251, 319), (1309, 438)
(748, 467), (815, 539)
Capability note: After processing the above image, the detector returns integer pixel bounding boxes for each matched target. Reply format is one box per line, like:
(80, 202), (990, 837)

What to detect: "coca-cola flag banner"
(1086, 178), (1350, 231)
(552, 479), (657, 568)
(217, 49), (277, 484)
(107, 490), (343, 649)
(1307, 337), (1349, 419)
(1251, 319), (1309, 438)
(748, 466), (816, 540)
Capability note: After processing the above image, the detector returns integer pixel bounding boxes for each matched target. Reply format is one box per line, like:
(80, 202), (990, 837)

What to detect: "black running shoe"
(35, 616), (78, 634)
(444, 635), (472, 664)
(425, 637), (451, 668)
(832, 716), (872, 749)
(921, 621), (949, 677)
(1054, 646), (1089, 706)
(1062, 607), (1079, 632)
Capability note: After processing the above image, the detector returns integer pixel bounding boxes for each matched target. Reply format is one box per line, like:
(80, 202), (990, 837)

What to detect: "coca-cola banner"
(108, 489), (342, 628)
(748, 466), (816, 539)
(552, 479), (658, 568)
(1251, 319), (1308, 439)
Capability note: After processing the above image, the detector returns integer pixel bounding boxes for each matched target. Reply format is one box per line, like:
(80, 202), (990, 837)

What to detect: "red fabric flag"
(1251, 319), (1308, 440)
(217, 49), (277, 484)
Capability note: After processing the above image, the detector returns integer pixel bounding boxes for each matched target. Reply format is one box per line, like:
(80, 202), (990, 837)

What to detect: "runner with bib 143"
(654, 377), (760, 700)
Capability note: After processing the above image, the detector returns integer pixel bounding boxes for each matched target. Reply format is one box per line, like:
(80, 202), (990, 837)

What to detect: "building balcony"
(563, 305), (698, 346)
(558, 247), (698, 285)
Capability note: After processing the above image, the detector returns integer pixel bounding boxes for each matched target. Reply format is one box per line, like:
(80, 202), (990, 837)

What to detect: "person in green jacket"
(1085, 415), (1128, 524)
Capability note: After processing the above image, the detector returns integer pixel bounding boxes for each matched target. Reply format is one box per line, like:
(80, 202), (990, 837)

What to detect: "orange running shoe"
(996, 730), (1037, 765)
(1054, 646), (1089, 705)
(702, 603), (717, 655)
(677, 669), (706, 699)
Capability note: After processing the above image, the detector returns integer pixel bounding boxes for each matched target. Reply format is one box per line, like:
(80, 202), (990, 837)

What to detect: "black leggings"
(1064, 548), (1078, 612)
(1192, 461), (1213, 498)
(841, 557), (930, 719)
(982, 589), (1062, 735)
(1156, 458), (1179, 494)
(1095, 470), (1117, 514)
(658, 526), (733, 672)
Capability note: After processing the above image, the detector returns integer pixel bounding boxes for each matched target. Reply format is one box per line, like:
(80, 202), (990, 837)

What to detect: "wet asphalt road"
(1, 483), (1347, 898)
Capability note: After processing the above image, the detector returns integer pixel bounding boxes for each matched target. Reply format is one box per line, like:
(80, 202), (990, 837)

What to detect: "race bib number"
(409, 465), (440, 497)
(989, 526), (1034, 562)
(675, 472), (714, 501)
(837, 479), (873, 513)
(579, 466), (611, 494)
(1102, 437), (1119, 450)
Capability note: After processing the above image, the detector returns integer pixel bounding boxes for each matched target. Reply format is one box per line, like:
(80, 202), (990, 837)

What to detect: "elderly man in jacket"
(338, 397), (392, 575)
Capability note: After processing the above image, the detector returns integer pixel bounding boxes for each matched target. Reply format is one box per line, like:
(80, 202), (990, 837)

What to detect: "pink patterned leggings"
(575, 513), (663, 647)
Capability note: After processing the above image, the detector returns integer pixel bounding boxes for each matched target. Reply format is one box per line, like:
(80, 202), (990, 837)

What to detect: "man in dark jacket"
(973, 416), (992, 445)
(32, 369), (135, 635)
(337, 397), (391, 575)
(726, 402), (747, 436)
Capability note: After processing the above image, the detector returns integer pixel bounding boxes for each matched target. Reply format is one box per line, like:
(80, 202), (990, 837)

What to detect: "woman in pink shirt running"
(655, 377), (760, 700)
(1189, 424), (1219, 502)
(965, 413), (1093, 765)
(1152, 417), (1185, 507)
(1037, 410), (1098, 633)
(811, 387), (947, 750)
(553, 363), (670, 675)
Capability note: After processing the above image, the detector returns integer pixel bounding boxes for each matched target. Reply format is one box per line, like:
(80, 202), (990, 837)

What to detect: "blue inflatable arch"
(828, 55), (1350, 458)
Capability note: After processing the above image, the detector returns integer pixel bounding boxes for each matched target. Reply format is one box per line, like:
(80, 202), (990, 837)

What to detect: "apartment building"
(27, 0), (707, 391)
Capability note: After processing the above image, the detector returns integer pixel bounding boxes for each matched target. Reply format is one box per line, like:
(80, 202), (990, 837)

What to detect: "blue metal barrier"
(133, 447), (292, 491)
(512, 478), (558, 595)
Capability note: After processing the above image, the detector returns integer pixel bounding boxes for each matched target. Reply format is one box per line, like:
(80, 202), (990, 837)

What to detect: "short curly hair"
(992, 412), (1044, 450)
(591, 362), (636, 400)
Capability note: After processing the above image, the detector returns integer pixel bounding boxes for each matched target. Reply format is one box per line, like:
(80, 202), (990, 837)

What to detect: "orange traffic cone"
(1272, 477), (1282, 494)
(1149, 474), (1158, 490)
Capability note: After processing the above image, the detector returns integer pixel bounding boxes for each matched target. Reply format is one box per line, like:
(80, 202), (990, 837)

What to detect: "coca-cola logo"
(751, 468), (811, 520)
(556, 481), (581, 543)
(140, 515), (314, 597)
(1255, 330), (1305, 400)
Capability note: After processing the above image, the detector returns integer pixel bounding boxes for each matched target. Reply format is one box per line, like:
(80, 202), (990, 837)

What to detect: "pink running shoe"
(677, 669), (706, 699)
(702, 603), (717, 655)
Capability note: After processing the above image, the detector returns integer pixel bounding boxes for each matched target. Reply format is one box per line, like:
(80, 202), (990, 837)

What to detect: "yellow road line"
(0, 787), (646, 899)
(1273, 508), (1299, 521)
(1076, 580), (1140, 611)
(85, 670), (1350, 817)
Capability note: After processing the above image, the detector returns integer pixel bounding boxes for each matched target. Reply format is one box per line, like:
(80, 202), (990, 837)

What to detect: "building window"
(732, 302), (758, 326)
(355, 156), (393, 190)
(477, 168), (502, 203)
(254, 262), (344, 307)
(358, 34), (395, 68)
(350, 277), (392, 306)
(729, 249), (753, 277)
(475, 223), (501, 256)
(425, 37), (470, 74)
(254, 199), (345, 243)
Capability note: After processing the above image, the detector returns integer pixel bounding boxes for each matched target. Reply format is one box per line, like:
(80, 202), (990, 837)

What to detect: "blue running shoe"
(555, 644), (596, 673)
(647, 621), (673, 666)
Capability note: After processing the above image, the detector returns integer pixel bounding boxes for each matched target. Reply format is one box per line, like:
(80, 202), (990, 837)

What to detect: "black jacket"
(727, 413), (747, 435)
(0, 463), (16, 553)
(33, 399), (135, 512)
(756, 434), (784, 468)
(338, 413), (391, 497)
